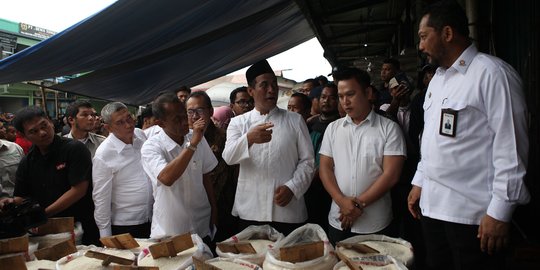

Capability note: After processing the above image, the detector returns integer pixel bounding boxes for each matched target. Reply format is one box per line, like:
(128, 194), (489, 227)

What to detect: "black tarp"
(0, 0), (313, 105)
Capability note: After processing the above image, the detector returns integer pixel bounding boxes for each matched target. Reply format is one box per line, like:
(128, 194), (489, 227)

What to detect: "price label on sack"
(279, 241), (324, 263)
(100, 233), (139, 249)
(148, 233), (193, 259)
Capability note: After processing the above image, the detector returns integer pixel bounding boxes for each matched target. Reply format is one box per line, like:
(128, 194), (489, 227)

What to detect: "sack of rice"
(336, 235), (413, 267)
(56, 245), (136, 270)
(0, 235), (38, 261)
(137, 234), (213, 270)
(130, 238), (160, 257)
(199, 257), (262, 269)
(30, 222), (83, 249)
(216, 225), (283, 266)
(333, 255), (408, 270)
(25, 259), (57, 270)
(263, 224), (338, 270)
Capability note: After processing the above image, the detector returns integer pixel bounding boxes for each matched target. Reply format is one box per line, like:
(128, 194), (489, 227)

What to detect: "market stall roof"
(0, 0), (413, 105)
(0, 0), (313, 105)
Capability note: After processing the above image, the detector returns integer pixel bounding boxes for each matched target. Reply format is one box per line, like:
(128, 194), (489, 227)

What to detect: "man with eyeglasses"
(229, 86), (254, 116)
(186, 91), (239, 241)
(92, 102), (153, 238)
(0, 107), (99, 245)
(223, 59), (314, 235)
(64, 100), (106, 158)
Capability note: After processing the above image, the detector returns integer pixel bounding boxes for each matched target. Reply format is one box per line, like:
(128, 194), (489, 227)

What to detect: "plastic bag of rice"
(56, 245), (136, 270)
(263, 224), (338, 270)
(137, 234), (213, 270)
(336, 234), (414, 267)
(203, 257), (262, 269)
(25, 259), (57, 270)
(333, 255), (408, 270)
(30, 222), (83, 249)
(216, 225), (283, 266)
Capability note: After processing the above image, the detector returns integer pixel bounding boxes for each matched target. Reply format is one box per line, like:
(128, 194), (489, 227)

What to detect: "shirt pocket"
(361, 137), (383, 158)
(360, 137), (384, 175)
(441, 99), (469, 136)
(190, 158), (202, 172)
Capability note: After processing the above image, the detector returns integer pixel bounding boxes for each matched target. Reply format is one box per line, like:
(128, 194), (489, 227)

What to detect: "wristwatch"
(186, 142), (197, 152)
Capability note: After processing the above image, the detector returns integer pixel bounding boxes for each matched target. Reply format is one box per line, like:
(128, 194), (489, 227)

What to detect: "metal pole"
(40, 82), (48, 117)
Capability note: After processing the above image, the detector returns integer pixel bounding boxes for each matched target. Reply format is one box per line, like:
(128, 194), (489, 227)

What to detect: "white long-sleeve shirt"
(92, 129), (153, 237)
(222, 107), (314, 223)
(412, 44), (530, 225)
(141, 130), (217, 239)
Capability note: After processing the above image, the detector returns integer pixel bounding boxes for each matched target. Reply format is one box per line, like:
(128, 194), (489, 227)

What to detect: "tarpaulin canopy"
(0, 0), (313, 105)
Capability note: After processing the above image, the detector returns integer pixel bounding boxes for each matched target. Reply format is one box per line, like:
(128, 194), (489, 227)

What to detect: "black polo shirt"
(14, 135), (94, 220)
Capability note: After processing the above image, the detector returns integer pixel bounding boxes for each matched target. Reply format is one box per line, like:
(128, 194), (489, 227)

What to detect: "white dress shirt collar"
(343, 110), (376, 127)
(253, 106), (279, 116)
(438, 44), (478, 75)
(158, 130), (185, 152)
(109, 132), (142, 153)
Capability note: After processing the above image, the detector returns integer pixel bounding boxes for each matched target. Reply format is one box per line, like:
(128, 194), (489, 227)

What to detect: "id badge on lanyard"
(439, 108), (457, 137)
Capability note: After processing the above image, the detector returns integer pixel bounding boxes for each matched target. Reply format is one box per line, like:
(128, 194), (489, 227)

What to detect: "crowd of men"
(0, 2), (531, 270)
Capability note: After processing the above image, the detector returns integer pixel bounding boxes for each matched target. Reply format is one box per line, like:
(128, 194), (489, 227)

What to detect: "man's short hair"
(332, 67), (372, 90)
(188, 91), (212, 109)
(229, 86), (248, 104)
(308, 86), (323, 100)
(291, 92), (312, 113)
(423, 0), (469, 38)
(175, 85), (192, 95)
(13, 107), (47, 134)
(316, 75), (329, 85)
(322, 83), (338, 96)
(101, 102), (128, 124)
(140, 104), (153, 119)
(383, 58), (401, 71)
(152, 92), (180, 120)
(65, 100), (93, 126)
(303, 78), (320, 87)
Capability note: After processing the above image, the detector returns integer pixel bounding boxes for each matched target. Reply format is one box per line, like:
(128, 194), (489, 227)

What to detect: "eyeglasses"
(187, 108), (207, 117)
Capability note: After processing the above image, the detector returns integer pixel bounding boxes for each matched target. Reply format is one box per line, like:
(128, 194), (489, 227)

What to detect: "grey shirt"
(64, 132), (106, 158)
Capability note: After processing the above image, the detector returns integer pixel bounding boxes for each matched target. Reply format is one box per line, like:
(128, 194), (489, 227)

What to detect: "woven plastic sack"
(216, 225), (283, 266)
(263, 224), (338, 270)
(137, 234), (213, 270)
(56, 245), (136, 269)
(333, 255), (408, 270)
(203, 257), (262, 269)
(30, 222), (83, 249)
(336, 234), (413, 267)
